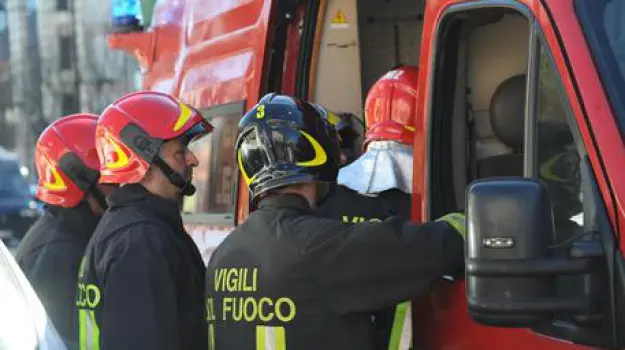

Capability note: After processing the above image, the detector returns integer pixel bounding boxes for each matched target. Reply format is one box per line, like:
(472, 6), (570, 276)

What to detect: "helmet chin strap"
(152, 156), (197, 196)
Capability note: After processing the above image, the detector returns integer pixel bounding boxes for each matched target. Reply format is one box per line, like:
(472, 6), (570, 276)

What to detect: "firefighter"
(205, 93), (465, 350)
(314, 65), (421, 349)
(75, 91), (213, 350)
(337, 112), (362, 165)
(322, 65), (419, 218)
(15, 114), (111, 348)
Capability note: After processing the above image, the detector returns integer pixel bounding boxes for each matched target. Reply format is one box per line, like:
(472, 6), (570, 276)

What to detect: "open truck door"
(412, 0), (625, 349)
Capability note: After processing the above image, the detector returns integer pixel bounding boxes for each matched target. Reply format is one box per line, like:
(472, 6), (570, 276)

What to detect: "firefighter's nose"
(186, 149), (199, 167)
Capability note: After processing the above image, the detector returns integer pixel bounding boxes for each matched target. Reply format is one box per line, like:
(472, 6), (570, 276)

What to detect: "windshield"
(575, 0), (625, 134)
(0, 160), (29, 198)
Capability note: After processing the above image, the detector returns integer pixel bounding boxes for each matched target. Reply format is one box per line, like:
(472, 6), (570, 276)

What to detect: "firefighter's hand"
(436, 212), (466, 238)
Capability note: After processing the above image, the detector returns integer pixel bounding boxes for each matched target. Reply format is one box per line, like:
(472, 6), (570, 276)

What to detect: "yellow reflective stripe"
(296, 131), (328, 167)
(79, 309), (100, 350)
(388, 302), (412, 350)
(437, 213), (465, 237)
(208, 324), (215, 350)
(256, 326), (266, 350)
(90, 310), (101, 350)
(540, 153), (568, 182)
(446, 215), (464, 233)
(256, 326), (286, 350)
(79, 309), (87, 350)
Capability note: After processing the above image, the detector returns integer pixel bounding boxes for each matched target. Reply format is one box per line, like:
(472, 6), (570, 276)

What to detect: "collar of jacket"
(46, 201), (101, 240)
(106, 184), (183, 227)
(257, 194), (311, 211)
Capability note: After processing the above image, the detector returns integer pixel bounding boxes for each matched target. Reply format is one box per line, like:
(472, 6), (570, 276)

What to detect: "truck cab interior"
(284, 0), (425, 145)
(426, 7), (582, 240)
(310, 0), (424, 110)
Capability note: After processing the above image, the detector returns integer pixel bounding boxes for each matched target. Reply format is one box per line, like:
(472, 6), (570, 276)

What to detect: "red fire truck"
(109, 0), (625, 348)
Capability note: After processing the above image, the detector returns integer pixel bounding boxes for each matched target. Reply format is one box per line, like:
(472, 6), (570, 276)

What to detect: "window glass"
(57, 0), (68, 11)
(183, 114), (238, 214)
(535, 43), (584, 243)
(575, 0), (625, 132)
(59, 36), (72, 70)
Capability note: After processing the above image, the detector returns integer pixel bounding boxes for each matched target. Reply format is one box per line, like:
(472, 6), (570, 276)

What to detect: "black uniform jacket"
(15, 203), (99, 348)
(315, 184), (411, 223)
(76, 184), (207, 350)
(314, 184), (414, 349)
(206, 194), (463, 350)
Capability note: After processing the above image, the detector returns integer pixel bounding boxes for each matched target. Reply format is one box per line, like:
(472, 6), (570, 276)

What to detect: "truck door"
(412, 0), (623, 348)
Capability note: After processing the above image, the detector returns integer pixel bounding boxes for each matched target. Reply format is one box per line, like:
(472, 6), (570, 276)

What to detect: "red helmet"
(95, 91), (213, 195)
(364, 65), (419, 147)
(35, 114), (100, 208)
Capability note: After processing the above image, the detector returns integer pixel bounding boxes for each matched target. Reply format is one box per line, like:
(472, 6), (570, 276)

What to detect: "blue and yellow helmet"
(236, 93), (341, 201)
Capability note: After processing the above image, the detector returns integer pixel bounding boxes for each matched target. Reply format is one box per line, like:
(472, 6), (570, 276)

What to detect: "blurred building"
(0, 1), (13, 150)
(5, 0), (39, 168)
(37, 0), (139, 122)
(2, 0), (139, 174)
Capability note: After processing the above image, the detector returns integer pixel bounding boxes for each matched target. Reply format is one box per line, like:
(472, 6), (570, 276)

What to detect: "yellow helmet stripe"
(41, 155), (67, 191)
(104, 135), (130, 170)
(173, 101), (194, 132)
(296, 131), (328, 167)
(237, 150), (257, 186)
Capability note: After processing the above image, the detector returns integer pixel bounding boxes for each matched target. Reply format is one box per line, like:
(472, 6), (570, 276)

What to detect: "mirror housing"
(465, 178), (596, 327)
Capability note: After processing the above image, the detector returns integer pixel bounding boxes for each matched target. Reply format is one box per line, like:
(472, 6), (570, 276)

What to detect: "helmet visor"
(181, 120), (213, 145)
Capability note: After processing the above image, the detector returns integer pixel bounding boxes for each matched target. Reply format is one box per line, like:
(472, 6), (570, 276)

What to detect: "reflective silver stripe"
(398, 303), (412, 350)
(256, 326), (286, 350)
(79, 309), (100, 350)
(208, 324), (215, 350)
(388, 302), (412, 350)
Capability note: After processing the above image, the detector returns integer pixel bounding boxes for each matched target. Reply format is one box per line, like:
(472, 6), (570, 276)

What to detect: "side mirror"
(465, 178), (598, 328)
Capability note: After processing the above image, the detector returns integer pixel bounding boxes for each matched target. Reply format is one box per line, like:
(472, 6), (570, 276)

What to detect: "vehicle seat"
(477, 74), (526, 178)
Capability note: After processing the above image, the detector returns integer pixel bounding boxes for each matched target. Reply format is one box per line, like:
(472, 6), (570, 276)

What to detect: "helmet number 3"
(256, 105), (266, 119)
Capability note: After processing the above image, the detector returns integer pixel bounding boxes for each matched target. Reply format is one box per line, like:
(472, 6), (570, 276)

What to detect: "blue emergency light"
(111, 0), (143, 32)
